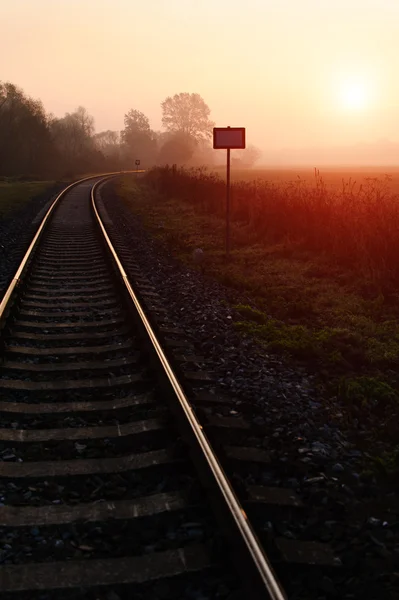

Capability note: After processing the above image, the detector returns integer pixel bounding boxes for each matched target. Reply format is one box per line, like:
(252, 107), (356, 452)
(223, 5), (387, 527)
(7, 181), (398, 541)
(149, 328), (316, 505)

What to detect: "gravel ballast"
(0, 184), (65, 298)
(98, 181), (399, 599)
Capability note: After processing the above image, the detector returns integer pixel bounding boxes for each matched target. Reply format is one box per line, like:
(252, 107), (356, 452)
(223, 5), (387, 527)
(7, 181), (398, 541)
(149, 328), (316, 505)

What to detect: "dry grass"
(144, 166), (399, 289)
(212, 165), (399, 192)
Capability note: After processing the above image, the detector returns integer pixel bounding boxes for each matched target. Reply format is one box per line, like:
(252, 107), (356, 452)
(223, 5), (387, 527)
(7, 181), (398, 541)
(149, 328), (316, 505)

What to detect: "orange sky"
(1, 0), (399, 163)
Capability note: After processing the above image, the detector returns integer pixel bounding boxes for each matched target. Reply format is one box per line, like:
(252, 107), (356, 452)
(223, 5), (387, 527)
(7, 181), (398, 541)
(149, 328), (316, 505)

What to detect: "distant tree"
(242, 145), (262, 167)
(94, 130), (120, 152)
(0, 81), (53, 176)
(188, 140), (215, 166)
(161, 93), (214, 142)
(123, 109), (151, 137)
(50, 106), (97, 175)
(73, 106), (95, 137)
(157, 131), (196, 166)
(232, 145), (262, 168)
(94, 130), (119, 156)
(0, 83), (122, 177)
(122, 109), (156, 167)
(94, 130), (122, 169)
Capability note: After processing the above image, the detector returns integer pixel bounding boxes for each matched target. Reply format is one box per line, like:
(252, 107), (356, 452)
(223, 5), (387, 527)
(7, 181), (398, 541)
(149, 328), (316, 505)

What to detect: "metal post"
(226, 147), (231, 257)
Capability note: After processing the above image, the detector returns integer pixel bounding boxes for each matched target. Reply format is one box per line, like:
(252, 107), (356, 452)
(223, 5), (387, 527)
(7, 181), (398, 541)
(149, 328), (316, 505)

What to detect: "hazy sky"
(1, 0), (399, 160)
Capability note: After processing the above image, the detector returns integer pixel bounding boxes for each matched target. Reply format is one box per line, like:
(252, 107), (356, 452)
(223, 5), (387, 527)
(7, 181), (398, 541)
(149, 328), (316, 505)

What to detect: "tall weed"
(145, 167), (399, 287)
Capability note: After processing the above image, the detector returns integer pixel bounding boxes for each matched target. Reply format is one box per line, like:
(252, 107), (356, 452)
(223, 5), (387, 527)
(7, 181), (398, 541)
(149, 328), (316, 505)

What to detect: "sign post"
(135, 159), (140, 172)
(226, 147), (231, 256)
(213, 127), (245, 256)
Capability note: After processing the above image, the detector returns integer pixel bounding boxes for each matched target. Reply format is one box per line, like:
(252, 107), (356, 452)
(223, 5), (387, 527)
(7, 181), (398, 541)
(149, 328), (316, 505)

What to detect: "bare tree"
(94, 130), (120, 153)
(93, 130), (122, 169)
(74, 106), (95, 137)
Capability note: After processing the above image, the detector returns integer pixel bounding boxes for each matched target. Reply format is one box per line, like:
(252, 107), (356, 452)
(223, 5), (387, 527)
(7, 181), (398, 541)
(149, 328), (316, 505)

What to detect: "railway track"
(0, 175), (286, 600)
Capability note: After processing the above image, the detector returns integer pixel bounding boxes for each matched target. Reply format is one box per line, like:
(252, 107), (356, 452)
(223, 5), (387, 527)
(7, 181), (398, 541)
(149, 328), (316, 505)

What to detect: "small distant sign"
(213, 127), (245, 150)
(135, 159), (140, 166)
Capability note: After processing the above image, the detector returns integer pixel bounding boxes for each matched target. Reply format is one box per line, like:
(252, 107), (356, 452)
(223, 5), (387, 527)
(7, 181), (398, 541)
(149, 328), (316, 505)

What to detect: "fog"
(1, 0), (399, 167)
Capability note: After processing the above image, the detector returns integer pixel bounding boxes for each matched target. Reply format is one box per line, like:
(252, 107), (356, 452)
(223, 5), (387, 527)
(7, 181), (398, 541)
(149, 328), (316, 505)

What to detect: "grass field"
(116, 167), (399, 465)
(0, 181), (54, 219)
(212, 164), (399, 192)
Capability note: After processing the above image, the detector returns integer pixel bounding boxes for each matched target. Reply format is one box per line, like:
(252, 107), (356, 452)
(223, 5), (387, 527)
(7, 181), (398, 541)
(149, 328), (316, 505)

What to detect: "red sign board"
(213, 127), (245, 150)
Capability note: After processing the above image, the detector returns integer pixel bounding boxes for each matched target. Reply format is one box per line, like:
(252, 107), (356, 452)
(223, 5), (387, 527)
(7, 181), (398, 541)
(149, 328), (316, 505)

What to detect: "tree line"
(0, 82), (261, 178)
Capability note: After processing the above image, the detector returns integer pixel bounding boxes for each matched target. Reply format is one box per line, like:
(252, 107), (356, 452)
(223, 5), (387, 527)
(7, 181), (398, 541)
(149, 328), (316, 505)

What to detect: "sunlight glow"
(338, 79), (370, 111)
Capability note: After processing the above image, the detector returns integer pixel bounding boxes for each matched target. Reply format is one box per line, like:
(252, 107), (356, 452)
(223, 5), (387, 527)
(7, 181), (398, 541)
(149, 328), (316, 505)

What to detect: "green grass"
(233, 307), (399, 370)
(234, 306), (364, 365)
(0, 181), (54, 219)
(338, 376), (397, 411)
(372, 446), (399, 478)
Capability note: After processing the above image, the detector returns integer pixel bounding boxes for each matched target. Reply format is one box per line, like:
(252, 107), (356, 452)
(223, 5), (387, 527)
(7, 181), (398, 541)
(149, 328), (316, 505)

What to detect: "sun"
(338, 79), (370, 111)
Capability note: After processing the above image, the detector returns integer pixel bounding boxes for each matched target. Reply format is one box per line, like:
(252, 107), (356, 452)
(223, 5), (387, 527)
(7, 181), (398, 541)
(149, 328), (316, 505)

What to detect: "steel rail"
(92, 178), (287, 600)
(0, 171), (144, 324)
